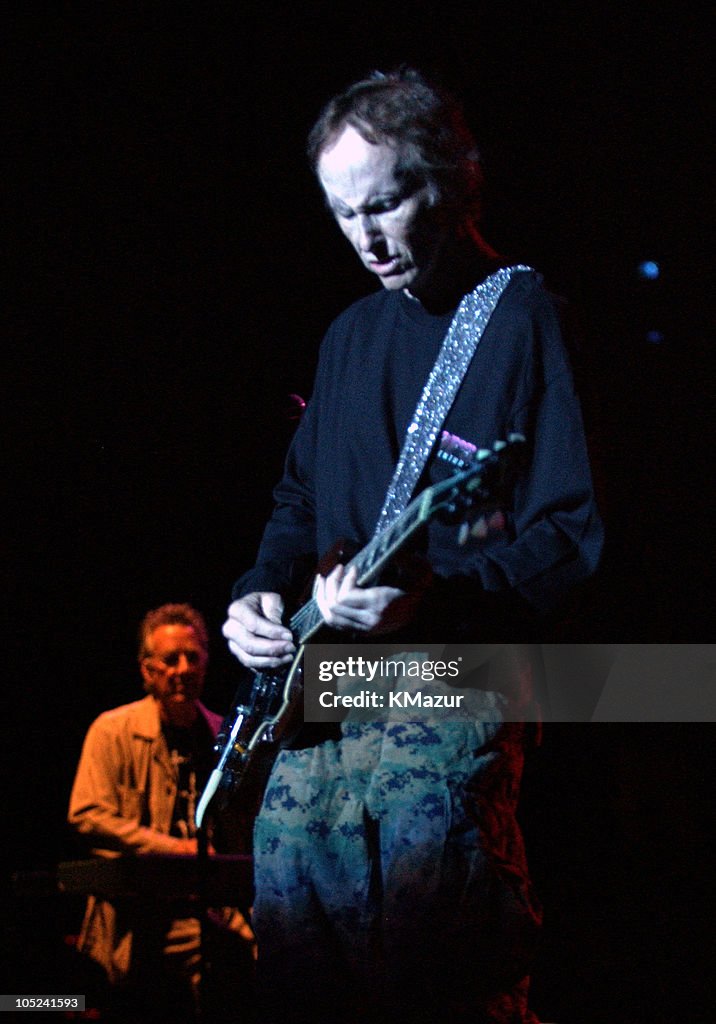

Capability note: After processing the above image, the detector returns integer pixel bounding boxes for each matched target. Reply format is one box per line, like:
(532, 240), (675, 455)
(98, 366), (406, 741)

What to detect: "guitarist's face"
(318, 125), (449, 299)
(141, 624), (208, 727)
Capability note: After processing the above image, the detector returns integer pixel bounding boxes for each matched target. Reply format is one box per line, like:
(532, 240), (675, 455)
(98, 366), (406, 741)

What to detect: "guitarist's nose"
(356, 213), (380, 252)
(171, 653), (191, 678)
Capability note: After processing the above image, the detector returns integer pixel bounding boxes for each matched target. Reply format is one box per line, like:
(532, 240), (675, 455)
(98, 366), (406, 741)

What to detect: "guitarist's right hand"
(223, 593), (296, 670)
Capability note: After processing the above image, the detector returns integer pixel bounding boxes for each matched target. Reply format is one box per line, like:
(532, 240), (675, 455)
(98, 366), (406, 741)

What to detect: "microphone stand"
(196, 818), (212, 1023)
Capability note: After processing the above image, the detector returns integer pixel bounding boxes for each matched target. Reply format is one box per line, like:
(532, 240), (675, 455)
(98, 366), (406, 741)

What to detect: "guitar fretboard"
(286, 438), (522, 646)
(288, 495), (428, 643)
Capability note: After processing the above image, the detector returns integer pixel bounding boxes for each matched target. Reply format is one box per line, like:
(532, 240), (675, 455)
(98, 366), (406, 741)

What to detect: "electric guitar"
(195, 433), (526, 829)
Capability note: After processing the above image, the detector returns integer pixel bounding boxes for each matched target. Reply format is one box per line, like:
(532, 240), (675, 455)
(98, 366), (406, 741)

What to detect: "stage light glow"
(637, 261), (660, 280)
(646, 330), (665, 344)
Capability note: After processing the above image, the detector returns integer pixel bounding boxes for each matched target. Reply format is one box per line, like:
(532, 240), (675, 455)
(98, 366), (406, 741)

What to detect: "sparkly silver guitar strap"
(373, 265), (533, 537)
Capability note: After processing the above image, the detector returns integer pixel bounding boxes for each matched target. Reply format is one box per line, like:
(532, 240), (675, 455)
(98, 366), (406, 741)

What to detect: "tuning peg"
(478, 510), (506, 536)
(457, 510), (507, 546)
(508, 432), (526, 443)
(492, 440), (507, 451)
(471, 516), (490, 539)
(477, 448), (490, 460)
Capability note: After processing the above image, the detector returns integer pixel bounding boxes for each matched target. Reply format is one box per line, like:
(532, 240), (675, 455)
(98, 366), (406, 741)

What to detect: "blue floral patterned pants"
(252, 714), (541, 1024)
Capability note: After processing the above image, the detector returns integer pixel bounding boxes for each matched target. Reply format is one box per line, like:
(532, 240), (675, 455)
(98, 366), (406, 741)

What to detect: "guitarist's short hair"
(137, 602), (209, 661)
(307, 66), (484, 228)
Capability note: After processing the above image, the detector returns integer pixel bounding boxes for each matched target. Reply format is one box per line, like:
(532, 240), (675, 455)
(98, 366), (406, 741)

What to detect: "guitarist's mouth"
(368, 256), (404, 276)
(169, 688), (192, 700)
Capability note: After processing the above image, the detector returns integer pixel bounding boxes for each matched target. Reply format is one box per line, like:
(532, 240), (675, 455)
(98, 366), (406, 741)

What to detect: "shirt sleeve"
(68, 715), (184, 856)
(231, 328), (334, 602)
(420, 280), (604, 629)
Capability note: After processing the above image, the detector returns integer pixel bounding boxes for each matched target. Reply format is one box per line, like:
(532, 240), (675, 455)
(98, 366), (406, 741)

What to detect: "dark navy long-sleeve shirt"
(234, 270), (603, 638)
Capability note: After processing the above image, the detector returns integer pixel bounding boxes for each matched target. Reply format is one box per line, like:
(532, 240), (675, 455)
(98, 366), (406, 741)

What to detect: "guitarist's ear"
(140, 658), (155, 694)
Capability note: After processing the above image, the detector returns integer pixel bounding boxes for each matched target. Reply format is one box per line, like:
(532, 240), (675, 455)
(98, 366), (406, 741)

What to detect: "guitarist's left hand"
(314, 564), (421, 635)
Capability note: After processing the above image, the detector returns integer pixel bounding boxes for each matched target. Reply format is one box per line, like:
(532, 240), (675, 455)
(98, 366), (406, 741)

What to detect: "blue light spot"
(638, 261), (660, 280)
(646, 330), (665, 344)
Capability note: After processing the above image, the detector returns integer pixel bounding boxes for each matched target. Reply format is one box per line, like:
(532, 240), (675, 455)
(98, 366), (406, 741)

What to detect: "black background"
(3, 4), (713, 1021)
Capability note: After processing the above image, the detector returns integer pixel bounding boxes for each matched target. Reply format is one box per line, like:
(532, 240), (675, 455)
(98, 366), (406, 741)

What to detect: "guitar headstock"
(430, 433), (527, 542)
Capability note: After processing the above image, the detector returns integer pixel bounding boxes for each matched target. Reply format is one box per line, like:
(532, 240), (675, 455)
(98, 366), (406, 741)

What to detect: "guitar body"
(199, 652), (306, 824)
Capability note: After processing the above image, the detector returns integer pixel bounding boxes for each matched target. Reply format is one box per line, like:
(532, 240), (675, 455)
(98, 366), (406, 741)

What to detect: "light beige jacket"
(67, 695), (224, 982)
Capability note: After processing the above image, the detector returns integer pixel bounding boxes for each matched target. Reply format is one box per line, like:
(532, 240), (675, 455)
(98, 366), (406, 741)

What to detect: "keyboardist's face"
(141, 624), (208, 727)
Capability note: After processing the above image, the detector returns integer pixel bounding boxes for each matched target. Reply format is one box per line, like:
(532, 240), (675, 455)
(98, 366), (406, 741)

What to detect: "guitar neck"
(288, 496), (430, 644)
(286, 438), (522, 647)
